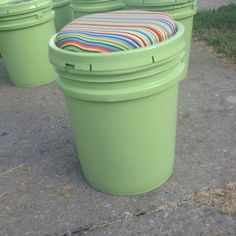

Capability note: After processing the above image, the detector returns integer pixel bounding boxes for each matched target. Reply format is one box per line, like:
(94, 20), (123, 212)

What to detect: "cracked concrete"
(80, 204), (236, 236)
(62, 182), (236, 235)
(1, 41), (235, 236)
(0, 1), (236, 235)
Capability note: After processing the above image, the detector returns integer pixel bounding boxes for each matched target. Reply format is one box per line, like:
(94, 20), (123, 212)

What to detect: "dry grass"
(0, 164), (30, 176)
(0, 192), (7, 199)
(58, 183), (74, 199)
(18, 182), (30, 193)
(191, 182), (236, 215)
(38, 176), (50, 185)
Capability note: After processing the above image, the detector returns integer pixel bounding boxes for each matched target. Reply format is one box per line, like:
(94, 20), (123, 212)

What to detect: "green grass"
(193, 4), (236, 62)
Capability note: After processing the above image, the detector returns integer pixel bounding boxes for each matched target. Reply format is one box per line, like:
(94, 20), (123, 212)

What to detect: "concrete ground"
(0, 1), (236, 235)
(197, 0), (236, 9)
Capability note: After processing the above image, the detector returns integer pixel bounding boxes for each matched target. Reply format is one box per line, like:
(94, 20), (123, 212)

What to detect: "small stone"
(1, 132), (9, 136)
(226, 95), (236, 104)
(149, 219), (155, 224)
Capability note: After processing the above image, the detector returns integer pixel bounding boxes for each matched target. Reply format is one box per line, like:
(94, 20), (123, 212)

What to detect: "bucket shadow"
(0, 58), (12, 87)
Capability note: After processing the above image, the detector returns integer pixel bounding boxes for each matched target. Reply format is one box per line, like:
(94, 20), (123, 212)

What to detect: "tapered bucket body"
(0, 0), (56, 87)
(49, 19), (185, 195)
(71, 0), (125, 18)
(125, 0), (197, 79)
(53, 0), (74, 31)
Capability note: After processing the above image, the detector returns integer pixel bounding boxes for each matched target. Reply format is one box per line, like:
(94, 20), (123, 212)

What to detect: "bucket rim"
(53, 0), (72, 8)
(0, 0), (52, 17)
(125, 2), (197, 19)
(71, 1), (125, 13)
(49, 21), (185, 73)
(126, 0), (196, 7)
(72, 0), (123, 3)
(0, 10), (55, 31)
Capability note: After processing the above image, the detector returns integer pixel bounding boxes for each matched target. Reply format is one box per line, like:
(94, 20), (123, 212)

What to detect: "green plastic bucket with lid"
(125, 0), (197, 80)
(49, 20), (186, 195)
(71, 0), (125, 18)
(0, 0), (56, 87)
(52, 0), (74, 31)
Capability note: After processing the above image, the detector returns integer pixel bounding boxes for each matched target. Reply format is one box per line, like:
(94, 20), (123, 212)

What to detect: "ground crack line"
(62, 181), (236, 235)
(62, 197), (191, 236)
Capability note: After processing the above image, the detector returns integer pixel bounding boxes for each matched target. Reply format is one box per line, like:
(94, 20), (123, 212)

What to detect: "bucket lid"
(0, 0), (52, 16)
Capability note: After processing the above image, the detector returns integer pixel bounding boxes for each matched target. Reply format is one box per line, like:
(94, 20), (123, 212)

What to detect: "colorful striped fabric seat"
(55, 10), (177, 53)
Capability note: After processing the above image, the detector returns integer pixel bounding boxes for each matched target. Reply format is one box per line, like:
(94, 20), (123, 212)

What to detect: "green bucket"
(71, 0), (125, 18)
(52, 0), (74, 31)
(49, 21), (185, 195)
(125, 0), (197, 79)
(0, 0), (56, 87)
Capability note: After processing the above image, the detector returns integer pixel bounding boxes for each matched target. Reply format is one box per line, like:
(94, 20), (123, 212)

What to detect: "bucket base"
(11, 77), (55, 88)
(84, 168), (173, 196)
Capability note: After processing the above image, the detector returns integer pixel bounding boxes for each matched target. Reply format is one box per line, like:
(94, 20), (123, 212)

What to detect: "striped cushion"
(55, 10), (177, 53)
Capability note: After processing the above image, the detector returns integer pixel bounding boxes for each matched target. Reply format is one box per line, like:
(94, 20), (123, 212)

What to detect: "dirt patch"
(18, 182), (30, 193)
(193, 38), (236, 71)
(191, 181), (236, 215)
